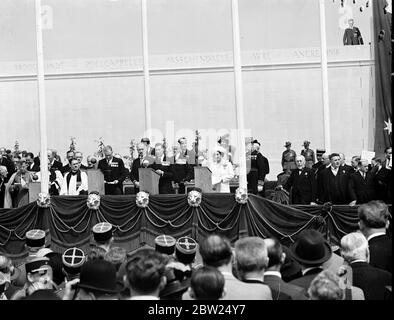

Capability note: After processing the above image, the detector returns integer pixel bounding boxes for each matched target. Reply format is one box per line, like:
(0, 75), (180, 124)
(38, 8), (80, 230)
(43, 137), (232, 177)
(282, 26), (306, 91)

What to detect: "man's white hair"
(340, 232), (369, 263)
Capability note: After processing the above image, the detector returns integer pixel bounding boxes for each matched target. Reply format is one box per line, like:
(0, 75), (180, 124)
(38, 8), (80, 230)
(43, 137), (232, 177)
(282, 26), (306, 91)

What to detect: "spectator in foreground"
(189, 266), (225, 300)
(307, 270), (344, 300)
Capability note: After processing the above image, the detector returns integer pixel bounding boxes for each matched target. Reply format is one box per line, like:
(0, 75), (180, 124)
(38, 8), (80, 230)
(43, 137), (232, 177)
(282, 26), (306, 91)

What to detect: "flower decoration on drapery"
(187, 190), (202, 207)
(36, 193), (51, 208)
(87, 193), (101, 210)
(136, 191), (150, 208)
(235, 187), (248, 204)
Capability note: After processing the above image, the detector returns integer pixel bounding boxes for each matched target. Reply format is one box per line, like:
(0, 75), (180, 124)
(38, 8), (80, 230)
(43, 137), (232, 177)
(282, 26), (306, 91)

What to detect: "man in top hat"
(91, 222), (114, 254)
(155, 234), (176, 256)
(246, 138), (270, 195)
(301, 141), (315, 169)
(98, 145), (128, 195)
(11, 256), (54, 300)
(281, 141), (297, 171)
(60, 158), (88, 195)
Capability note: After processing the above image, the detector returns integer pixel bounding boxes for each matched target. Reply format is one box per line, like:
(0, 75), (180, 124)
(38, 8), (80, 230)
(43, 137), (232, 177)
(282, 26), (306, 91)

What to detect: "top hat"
(78, 259), (122, 294)
(92, 222), (113, 243)
(25, 257), (51, 274)
(62, 247), (86, 275)
(155, 235), (176, 255)
(284, 141), (292, 147)
(25, 229), (46, 248)
(303, 141), (311, 146)
(290, 230), (332, 266)
(175, 236), (198, 265)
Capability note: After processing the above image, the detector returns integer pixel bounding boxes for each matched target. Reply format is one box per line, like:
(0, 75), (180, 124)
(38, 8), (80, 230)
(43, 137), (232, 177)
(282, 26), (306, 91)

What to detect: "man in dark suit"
(129, 143), (155, 193)
(319, 153), (351, 204)
(74, 151), (88, 171)
(98, 145), (128, 195)
(339, 153), (354, 175)
(358, 201), (392, 273)
(349, 159), (377, 205)
(371, 157), (391, 203)
(343, 18), (363, 45)
(25, 152), (40, 172)
(246, 139), (270, 196)
(263, 238), (306, 300)
(341, 232), (391, 300)
(47, 149), (63, 173)
(151, 143), (175, 194)
(280, 155), (317, 205)
(0, 148), (16, 182)
(61, 150), (75, 175)
(141, 137), (155, 156)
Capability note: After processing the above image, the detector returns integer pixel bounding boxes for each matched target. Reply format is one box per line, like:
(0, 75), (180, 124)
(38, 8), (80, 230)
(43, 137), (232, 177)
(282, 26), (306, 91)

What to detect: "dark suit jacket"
(247, 151), (270, 194)
(98, 157), (127, 194)
(350, 261), (391, 300)
(0, 156), (16, 182)
(368, 234), (392, 273)
(319, 167), (350, 204)
(373, 166), (391, 202)
(173, 151), (194, 183)
(284, 167), (317, 204)
(343, 27), (363, 45)
(348, 171), (377, 203)
(151, 155), (175, 194)
(129, 156), (155, 183)
(264, 274), (306, 300)
(289, 267), (323, 291)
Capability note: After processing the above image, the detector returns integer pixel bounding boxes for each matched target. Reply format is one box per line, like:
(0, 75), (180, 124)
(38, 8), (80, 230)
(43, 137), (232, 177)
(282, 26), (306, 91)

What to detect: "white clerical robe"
(60, 171), (88, 195)
(209, 160), (234, 193)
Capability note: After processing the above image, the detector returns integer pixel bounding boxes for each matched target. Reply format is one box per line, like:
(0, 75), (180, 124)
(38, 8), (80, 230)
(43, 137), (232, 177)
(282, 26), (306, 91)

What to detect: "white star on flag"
(384, 118), (392, 134)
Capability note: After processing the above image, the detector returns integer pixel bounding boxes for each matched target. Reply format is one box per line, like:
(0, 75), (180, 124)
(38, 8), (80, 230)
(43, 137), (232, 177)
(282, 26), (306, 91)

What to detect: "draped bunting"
(0, 194), (390, 261)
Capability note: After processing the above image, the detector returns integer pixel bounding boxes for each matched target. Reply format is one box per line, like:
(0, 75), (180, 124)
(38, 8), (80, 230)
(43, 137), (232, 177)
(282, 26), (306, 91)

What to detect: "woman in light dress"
(208, 147), (234, 193)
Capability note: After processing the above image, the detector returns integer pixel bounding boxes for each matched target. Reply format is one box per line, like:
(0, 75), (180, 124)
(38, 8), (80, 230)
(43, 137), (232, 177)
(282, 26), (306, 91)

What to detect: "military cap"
(62, 247), (86, 275)
(155, 234), (176, 255)
(25, 257), (50, 274)
(252, 139), (261, 146)
(175, 236), (198, 265)
(303, 140), (311, 146)
(92, 222), (113, 243)
(284, 141), (292, 147)
(25, 229), (46, 248)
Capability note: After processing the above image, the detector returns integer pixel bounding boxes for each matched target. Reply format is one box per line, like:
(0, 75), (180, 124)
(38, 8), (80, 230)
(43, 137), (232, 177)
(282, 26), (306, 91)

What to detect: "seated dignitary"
(307, 270), (344, 300)
(90, 222), (114, 255)
(183, 234), (272, 300)
(357, 201), (392, 273)
(289, 229), (364, 300)
(123, 248), (167, 300)
(188, 266), (225, 300)
(340, 232), (391, 300)
(130, 143), (155, 193)
(209, 147), (234, 193)
(151, 143), (175, 194)
(349, 159), (377, 205)
(60, 158), (88, 195)
(278, 155), (317, 205)
(263, 238), (306, 300)
(98, 145), (127, 195)
(318, 153), (351, 204)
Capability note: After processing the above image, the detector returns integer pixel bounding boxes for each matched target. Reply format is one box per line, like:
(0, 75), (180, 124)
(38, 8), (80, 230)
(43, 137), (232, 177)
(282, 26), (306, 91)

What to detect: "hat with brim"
(290, 230), (332, 266)
(159, 278), (190, 299)
(284, 142), (291, 147)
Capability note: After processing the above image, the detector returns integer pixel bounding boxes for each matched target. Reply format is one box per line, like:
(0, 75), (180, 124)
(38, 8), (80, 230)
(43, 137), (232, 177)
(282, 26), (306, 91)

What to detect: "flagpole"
(231, 0), (247, 189)
(35, 0), (49, 194)
(141, 0), (152, 139)
(319, 0), (331, 153)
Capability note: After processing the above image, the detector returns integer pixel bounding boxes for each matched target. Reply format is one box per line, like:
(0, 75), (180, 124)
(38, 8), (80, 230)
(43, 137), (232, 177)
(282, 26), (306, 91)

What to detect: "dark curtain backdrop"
(2, 194), (385, 262)
(373, 0), (392, 152)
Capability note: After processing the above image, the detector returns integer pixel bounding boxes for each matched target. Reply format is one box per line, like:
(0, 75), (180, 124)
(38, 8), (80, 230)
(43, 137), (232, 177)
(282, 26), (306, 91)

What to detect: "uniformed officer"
(91, 222), (114, 254)
(246, 138), (269, 195)
(300, 141), (315, 168)
(281, 141), (297, 171)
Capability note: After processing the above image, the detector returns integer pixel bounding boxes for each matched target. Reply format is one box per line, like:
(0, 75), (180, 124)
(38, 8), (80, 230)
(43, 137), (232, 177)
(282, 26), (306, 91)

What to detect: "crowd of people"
(0, 138), (392, 208)
(0, 200), (391, 300)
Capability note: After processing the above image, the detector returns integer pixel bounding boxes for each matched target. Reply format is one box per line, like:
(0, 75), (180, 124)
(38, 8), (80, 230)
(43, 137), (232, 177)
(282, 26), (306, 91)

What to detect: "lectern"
(87, 169), (105, 195)
(139, 168), (160, 195)
(194, 167), (213, 193)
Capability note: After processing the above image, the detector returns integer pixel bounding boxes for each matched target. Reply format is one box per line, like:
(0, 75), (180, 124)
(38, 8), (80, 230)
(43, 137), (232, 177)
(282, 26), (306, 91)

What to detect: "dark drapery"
(1, 194), (384, 262)
(373, 0), (392, 152)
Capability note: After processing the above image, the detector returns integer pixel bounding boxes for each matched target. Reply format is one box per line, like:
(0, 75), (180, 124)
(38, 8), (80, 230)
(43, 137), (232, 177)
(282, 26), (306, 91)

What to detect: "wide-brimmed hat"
(290, 229), (332, 266)
(284, 141), (292, 147)
(78, 259), (122, 294)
